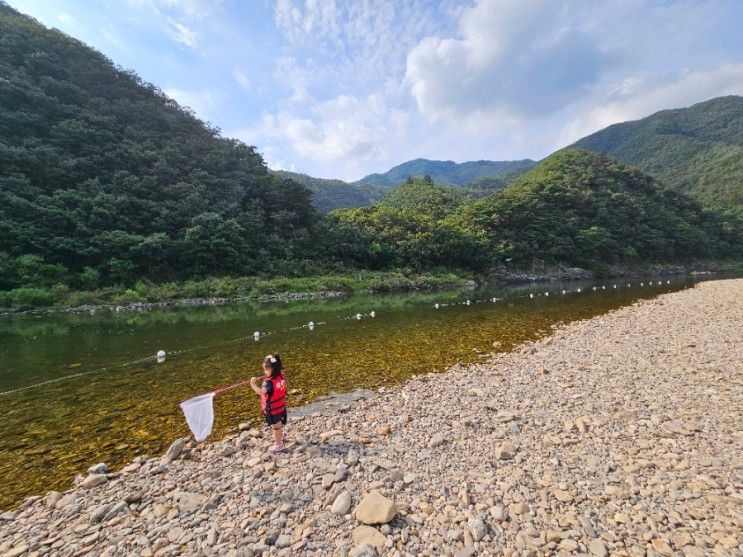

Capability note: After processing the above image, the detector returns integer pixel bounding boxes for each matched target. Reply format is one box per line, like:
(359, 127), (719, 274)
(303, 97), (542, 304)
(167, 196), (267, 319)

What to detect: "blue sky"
(8, 0), (743, 180)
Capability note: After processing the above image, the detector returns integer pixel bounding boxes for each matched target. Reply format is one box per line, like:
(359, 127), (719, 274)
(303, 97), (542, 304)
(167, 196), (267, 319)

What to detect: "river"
(0, 276), (703, 508)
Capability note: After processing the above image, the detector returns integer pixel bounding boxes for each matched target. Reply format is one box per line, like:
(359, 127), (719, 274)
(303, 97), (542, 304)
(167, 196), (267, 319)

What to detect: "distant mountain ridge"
(271, 170), (386, 213)
(353, 158), (537, 188)
(572, 95), (743, 217)
(273, 159), (536, 212)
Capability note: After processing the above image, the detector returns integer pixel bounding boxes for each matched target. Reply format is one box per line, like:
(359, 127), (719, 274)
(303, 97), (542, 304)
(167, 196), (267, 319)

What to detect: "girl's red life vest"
(261, 371), (287, 417)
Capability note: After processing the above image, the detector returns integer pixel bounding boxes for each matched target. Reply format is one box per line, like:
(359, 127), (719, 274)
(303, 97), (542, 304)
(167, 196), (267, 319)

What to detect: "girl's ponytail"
(264, 353), (283, 378)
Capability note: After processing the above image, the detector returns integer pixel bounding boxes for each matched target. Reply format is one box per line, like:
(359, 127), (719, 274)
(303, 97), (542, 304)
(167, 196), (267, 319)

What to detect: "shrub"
(9, 287), (57, 308)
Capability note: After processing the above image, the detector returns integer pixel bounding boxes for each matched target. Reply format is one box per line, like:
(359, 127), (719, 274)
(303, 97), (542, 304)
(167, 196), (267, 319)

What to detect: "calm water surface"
(0, 276), (702, 508)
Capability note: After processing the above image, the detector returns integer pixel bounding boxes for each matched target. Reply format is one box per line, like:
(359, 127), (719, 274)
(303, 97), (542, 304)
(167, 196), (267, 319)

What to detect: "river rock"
(161, 437), (186, 464)
(81, 474), (107, 489)
(331, 491), (352, 515)
(2, 545), (29, 557)
(43, 491), (61, 508)
(354, 491), (396, 525)
(588, 539), (608, 556)
(495, 441), (516, 460)
(468, 517), (487, 542)
(352, 525), (386, 549)
(173, 490), (207, 513)
(87, 462), (108, 474)
(349, 543), (377, 557)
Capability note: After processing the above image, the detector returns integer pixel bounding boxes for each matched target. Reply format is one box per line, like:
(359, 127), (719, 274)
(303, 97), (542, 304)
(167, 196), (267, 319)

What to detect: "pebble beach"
(1, 278), (741, 557)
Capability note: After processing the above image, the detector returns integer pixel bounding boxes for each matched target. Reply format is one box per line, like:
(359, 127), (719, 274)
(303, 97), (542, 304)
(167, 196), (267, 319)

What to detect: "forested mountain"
(0, 2), (739, 307)
(572, 96), (743, 217)
(272, 170), (386, 213)
(0, 3), (317, 290)
(273, 160), (529, 212)
(354, 158), (536, 188)
(320, 150), (739, 272)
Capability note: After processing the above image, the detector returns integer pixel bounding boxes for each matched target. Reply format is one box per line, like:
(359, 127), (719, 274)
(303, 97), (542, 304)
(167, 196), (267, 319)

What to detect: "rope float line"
(0, 280), (679, 397)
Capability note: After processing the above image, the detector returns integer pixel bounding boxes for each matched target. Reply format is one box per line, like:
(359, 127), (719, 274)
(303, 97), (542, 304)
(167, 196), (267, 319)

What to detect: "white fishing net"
(180, 392), (215, 442)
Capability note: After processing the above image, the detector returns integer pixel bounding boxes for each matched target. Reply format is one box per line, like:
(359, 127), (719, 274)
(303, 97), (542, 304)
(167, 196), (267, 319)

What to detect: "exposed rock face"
(0, 279), (741, 556)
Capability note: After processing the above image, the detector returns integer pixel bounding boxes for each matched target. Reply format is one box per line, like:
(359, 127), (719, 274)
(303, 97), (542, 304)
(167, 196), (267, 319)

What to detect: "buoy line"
(0, 279), (679, 397)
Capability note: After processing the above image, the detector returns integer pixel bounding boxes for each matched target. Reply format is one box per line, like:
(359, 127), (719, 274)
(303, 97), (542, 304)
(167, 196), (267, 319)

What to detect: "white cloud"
(273, 0), (444, 88)
(166, 18), (199, 49)
(232, 69), (251, 92)
(164, 87), (219, 118)
(406, 0), (610, 122)
(559, 62), (743, 146)
(127, 0), (219, 20)
(232, 93), (410, 179)
(57, 12), (76, 24)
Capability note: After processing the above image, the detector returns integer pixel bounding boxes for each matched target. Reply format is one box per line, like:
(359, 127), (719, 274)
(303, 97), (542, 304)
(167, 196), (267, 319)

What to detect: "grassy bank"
(0, 270), (475, 312)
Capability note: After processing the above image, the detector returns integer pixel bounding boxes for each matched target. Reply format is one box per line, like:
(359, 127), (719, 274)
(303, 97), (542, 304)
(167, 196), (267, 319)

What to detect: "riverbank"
(0, 271), (475, 316)
(486, 259), (739, 284)
(1, 279), (740, 556)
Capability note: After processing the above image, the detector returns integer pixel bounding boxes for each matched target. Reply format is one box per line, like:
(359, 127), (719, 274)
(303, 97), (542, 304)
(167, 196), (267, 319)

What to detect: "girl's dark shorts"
(266, 411), (287, 427)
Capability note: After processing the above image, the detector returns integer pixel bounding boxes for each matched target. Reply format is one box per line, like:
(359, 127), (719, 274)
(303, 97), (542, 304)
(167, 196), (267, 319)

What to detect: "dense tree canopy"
(572, 96), (743, 217)
(320, 151), (740, 272)
(0, 3), (317, 289)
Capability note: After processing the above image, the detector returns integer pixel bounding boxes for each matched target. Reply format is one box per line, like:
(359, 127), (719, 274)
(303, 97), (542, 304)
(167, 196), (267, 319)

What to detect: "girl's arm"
(249, 376), (264, 395)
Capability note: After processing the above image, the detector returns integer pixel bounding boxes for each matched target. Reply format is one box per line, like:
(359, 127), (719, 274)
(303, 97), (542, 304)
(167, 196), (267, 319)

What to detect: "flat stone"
(352, 525), (386, 549)
(554, 489), (573, 503)
(3, 544), (29, 557)
(81, 474), (108, 489)
(173, 490), (207, 513)
(588, 539), (608, 556)
(354, 491), (396, 525)
(496, 441), (516, 460)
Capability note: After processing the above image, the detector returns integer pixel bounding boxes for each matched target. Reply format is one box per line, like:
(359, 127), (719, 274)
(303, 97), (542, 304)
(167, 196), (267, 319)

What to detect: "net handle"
(212, 379), (253, 396)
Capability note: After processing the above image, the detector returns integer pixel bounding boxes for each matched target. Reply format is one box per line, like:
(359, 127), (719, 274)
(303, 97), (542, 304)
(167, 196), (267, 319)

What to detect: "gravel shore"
(1, 279), (741, 556)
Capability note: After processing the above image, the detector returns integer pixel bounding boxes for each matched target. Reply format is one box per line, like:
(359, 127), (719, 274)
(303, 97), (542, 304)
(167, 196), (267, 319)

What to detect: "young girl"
(250, 353), (287, 453)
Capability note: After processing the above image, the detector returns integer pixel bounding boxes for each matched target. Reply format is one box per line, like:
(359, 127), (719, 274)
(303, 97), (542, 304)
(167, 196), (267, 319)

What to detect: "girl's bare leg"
(272, 423), (283, 445)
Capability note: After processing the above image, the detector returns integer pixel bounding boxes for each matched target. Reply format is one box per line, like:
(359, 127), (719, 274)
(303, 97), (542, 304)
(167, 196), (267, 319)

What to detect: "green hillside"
(354, 158), (536, 188)
(572, 96), (743, 217)
(322, 149), (739, 272)
(0, 3), (317, 291)
(272, 170), (386, 213)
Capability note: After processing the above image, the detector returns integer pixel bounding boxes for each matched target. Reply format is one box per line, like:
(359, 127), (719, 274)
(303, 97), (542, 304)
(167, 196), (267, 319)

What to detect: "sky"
(7, 0), (743, 181)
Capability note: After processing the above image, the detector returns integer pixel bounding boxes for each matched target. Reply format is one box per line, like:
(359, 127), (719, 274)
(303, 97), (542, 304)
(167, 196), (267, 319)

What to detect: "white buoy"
(370, 311), (376, 318)
(308, 321), (315, 330)
(156, 350), (166, 363)
(592, 286), (597, 291)
(466, 300), (471, 306)
(561, 290), (566, 294)
(253, 331), (260, 341)
(602, 285), (606, 290)
(666, 280), (670, 284)
(613, 284), (617, 288)
(577, 288), (582, 293)
(434, 303), (440, 309)
(544, 292), (549, 296)
(640, 282), (644, 286)
(355, 313), (362, 320)
(627, 283), (631, 287)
